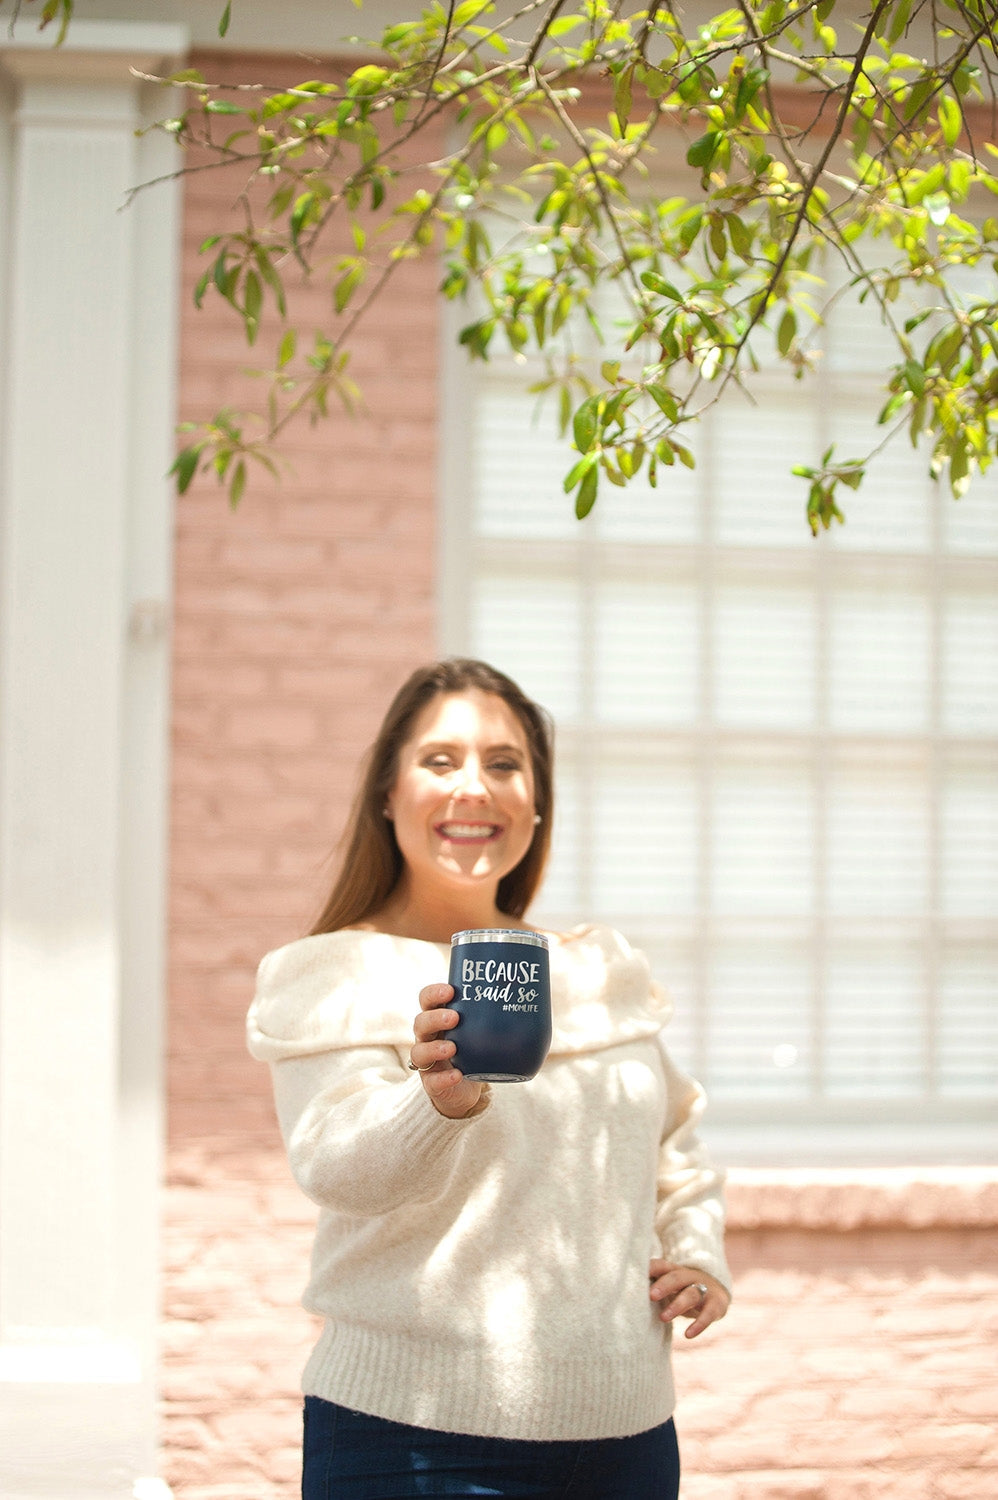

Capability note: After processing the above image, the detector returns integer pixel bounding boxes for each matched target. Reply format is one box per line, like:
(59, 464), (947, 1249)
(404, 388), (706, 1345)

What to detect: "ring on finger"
(407, 1057), (436, 1073)
(693, 1282), (708, 1303)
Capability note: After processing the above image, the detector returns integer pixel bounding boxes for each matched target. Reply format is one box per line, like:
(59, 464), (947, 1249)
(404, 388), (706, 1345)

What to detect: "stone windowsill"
(724, 1166), (998, 1231)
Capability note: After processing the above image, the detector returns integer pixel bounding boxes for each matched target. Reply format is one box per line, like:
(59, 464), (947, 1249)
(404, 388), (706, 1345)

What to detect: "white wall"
(41, 0), (402, 52)
(0, 19), (187, 1499)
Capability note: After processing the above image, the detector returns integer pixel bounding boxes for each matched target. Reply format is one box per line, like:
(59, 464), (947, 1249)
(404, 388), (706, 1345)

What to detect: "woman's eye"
(489, 759), (520, 774)
(424, 755), (454, 770)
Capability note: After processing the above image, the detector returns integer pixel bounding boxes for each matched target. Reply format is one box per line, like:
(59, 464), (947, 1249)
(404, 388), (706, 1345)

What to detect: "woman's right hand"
(410, 983), (485, 1119)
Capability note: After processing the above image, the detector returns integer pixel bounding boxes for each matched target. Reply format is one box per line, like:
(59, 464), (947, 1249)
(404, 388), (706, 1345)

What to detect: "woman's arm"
(271, 1044), (490, 1217)
(649, 1038), (732, 1336)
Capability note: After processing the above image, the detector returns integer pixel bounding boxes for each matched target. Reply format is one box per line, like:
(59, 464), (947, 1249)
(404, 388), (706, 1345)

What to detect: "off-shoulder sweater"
(247, 924), (730, 1442)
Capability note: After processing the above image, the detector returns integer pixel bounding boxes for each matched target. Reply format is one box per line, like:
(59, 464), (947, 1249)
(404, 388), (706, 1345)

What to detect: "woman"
(248, 658), (731, 1499)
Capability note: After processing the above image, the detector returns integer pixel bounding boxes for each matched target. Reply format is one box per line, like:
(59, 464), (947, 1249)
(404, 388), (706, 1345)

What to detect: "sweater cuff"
(404, 1075), (492, 1136)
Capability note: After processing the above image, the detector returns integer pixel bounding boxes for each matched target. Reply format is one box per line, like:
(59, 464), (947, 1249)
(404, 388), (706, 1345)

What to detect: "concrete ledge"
(725, 1166), (998, 1231)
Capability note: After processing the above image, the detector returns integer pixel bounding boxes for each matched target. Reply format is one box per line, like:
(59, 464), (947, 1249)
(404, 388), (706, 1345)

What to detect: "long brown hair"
(310, 659), (555, 934)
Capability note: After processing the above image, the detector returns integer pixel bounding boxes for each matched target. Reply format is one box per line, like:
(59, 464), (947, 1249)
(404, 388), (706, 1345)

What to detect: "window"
(440, 246), (998, 1165)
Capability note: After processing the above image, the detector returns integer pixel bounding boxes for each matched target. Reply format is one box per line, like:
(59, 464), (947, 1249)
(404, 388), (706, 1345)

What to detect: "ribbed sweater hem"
(302, 1321), (676, 1442)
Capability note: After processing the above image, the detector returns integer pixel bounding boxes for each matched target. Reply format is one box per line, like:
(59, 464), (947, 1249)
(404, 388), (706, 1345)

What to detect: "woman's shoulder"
(544, 922), (671, 1055)
(257, 924), (448, 976)
(548, 922), (646, 964)
(248, 928), (448, 1062)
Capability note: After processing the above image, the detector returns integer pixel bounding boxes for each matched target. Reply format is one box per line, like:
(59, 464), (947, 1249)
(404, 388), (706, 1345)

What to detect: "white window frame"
(438, 241), (998, 1167)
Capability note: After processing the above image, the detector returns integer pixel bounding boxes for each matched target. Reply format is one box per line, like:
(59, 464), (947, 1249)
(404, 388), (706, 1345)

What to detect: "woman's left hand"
(648, 1259), (730, 1339)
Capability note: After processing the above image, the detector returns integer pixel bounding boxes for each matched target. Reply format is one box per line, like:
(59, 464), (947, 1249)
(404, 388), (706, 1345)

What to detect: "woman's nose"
(453, 760), (488, 796)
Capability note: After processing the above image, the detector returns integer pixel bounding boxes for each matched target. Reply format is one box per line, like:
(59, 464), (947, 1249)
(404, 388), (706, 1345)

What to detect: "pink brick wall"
(168, 49), (441, 1143)
(675, 1176), (998, 1499)
(165, 49), (441, 1489)
(162, 1153), (998, 1499)
(163, 48), (998, 1500)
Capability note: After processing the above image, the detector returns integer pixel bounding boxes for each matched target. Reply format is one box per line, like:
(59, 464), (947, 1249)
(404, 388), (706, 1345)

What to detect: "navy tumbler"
(447, 929), (552, 1082)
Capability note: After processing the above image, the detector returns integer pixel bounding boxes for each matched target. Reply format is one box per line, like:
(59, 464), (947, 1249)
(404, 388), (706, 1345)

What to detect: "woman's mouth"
(436, 821), (502, 843)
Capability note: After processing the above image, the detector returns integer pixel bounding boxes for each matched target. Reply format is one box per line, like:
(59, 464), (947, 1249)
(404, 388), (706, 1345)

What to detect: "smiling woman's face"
(384, 689), (537, 904)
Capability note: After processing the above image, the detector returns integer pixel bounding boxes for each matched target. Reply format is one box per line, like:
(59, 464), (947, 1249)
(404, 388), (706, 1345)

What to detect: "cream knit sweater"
(247, 924), (730, 1442)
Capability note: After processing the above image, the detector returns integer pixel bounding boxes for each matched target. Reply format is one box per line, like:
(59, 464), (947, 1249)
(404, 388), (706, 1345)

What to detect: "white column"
(0, 21), (187, 1499)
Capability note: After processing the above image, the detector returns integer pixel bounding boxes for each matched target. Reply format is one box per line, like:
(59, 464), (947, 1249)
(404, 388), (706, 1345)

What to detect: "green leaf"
(212, 249), (230, 298)
(647, 384), (679, 421)
(334, 262), (366, 314)
(928, 324), (963, 373)
(677, 61), (710, 105)
(904, 308), (934, 334)
(905, 74), (937, 126)
(278, 328), (296, 368)
(255, 249), (287, 318)
(291, 191), (319, 250)
(727, 214), (753, 261)
(573, 395), (601, 454)
(686, 131), (721, 172)
(563, 453), (595, 493)
(575, 464), (599, 519)
(640, 271), (682, 301)
(243, 270), (262, 344)
(229, 458), (246, 508)
(458, 318), (495, 360)
(548, 15), (586, 38)
(613, 63), (634, 134)
(903, 358), (926, 397)
(906, 162), (946, 205)
(170, 445), (201, 495)
(777, 307), (797, 356)
(218, 2), (232, 38)
(349, 65), (390, 97)
(887, 0), (913, 44)
(602, 458), (627, 488)
(937, 92), (961, 148)
(559, 385), (572, 437)
(39, 0), (71, 43)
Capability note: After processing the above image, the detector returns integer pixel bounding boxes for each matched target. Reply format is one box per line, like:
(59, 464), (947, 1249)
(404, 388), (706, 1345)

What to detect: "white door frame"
(0, 20), (187, 1497)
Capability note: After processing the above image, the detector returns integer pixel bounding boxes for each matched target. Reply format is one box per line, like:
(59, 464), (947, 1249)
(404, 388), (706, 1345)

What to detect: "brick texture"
(167, 47), (440, 1142)
(674, 1207), (998, 1499)
(165, 46), (441, 1491)
(163, 45), (998, 1500)
(162, 1148), (998, 1499)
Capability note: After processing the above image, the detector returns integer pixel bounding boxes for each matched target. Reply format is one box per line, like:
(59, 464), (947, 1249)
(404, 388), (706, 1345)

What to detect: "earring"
(533, 813), (542, 825)
(383, 806), (392, 819)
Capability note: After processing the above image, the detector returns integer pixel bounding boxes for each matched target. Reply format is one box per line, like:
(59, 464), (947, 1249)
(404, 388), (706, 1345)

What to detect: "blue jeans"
(301, 1397), (680, 1499)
